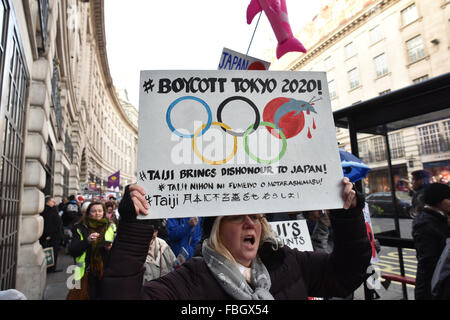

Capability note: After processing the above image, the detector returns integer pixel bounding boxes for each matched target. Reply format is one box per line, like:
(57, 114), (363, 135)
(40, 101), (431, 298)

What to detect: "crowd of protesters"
(34, 172), (449, 300)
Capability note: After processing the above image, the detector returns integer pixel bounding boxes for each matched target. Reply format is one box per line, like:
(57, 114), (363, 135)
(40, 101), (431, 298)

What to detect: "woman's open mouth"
(243, 235), (255, 246)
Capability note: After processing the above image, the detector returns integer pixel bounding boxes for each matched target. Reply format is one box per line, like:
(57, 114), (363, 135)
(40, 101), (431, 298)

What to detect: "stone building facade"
(0, 0), (137, 299)
(268, 0), (450, 192)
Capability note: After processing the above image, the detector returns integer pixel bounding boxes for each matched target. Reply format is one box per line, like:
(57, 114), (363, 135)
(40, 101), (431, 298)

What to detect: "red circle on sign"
(263, 97), (305, 139)
(248, 61), (266, 70)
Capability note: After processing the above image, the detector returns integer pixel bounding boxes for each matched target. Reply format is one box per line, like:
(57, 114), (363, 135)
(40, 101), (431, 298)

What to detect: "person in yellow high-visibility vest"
(68, 201), (116, 300)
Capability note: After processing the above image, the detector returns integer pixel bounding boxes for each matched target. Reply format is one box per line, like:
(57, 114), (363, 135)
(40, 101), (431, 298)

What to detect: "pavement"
(43, 247), (72, 300)
(44, 247), (413, 300)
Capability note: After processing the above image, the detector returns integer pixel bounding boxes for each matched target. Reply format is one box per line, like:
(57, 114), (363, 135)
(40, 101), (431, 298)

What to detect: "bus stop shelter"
(333, 72), (450, 299)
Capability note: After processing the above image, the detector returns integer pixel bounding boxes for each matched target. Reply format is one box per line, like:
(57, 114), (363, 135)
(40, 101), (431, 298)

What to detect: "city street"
(369, 217), (417, 300)
(1, 0), (448, 301)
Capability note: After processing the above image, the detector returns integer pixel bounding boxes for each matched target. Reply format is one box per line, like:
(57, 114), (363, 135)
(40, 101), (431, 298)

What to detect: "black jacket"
(412, 207), (450, 300)
(68, 223), (91, 262)
(100, 193), (371, 300)
(39, 205), (63, 247)
(68, 223), (113, 268)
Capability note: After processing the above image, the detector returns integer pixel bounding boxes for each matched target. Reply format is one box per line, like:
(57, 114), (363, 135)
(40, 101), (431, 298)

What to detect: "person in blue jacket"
(167, 217), (202, 260)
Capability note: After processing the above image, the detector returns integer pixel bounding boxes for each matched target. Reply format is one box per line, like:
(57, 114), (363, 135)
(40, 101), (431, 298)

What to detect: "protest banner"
(138, 70), (344, 219)
(108, 171), (120, 189)
(218, 47), (271, 71)
(363, 202), (379, 264)
(269, 219), (313, 252)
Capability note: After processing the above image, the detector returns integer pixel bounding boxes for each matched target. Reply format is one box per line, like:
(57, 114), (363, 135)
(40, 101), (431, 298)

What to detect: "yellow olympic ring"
(192, 122), (238, 165)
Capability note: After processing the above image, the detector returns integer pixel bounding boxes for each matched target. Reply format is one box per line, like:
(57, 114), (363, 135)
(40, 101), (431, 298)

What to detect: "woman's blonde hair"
(206, 215), (281, 265)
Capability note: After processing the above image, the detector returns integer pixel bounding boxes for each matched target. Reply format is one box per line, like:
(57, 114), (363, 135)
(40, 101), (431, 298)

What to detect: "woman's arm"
(68, 226), (89, 258)
(99, 185), (160, 299)
(300, 179), (371, 298)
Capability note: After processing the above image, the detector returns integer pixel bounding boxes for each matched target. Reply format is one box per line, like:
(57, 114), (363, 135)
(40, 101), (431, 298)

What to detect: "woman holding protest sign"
(99, 177), (371, 300)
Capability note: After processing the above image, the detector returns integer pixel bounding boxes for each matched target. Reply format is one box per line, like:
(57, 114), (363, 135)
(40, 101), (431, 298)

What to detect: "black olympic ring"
(216, 96), (260, 137)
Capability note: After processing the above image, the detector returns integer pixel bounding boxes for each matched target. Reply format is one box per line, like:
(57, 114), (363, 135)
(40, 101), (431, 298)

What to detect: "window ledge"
(369, 37), (386, 48)
(400, 16), (423, 31)
(375, 72), (391, 81)
(407, 55), (430, 68)
(348, 84), (362, 93)
(344, 54), (357, 62)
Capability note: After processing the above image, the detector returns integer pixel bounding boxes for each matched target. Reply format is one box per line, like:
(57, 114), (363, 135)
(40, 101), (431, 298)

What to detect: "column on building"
(15, 0), (59, 298)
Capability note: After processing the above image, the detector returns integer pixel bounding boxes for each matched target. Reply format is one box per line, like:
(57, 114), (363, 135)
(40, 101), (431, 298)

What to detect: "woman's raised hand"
(118, 184), (150, 222)
(342, 177), (357, 210)
(128, 184), (150, 216)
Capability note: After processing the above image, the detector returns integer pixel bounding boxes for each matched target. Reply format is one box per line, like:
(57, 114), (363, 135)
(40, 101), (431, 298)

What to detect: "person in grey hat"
(402, 170), (432, 217)
(99, 177), (371, 300)
(412, 183), (450, 300)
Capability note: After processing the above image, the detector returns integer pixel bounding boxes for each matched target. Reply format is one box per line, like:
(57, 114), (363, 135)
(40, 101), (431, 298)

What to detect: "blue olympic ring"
(166, 96), (212, 138)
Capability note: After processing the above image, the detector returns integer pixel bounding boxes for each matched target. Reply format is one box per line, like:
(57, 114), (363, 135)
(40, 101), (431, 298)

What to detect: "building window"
(344, 42), (355, 59)
(372, 136), (386, 162)
(443, 120), (450, 151)
(63, 166), (69, 198)
(413, 75), (429, 83)
(358, 140), (370, 163)
(369, 25), (383, 44)
(51, 58), (63, 139)
(401, 3), (419, 26)
(379, 89), (391, 95)
(328, 80), (336, 99)
(418, 123), (441, 155)
(388, 132), (405, 159)
(38, 0), (49, 52)
(374, 53), (388, 77)
(406, 35), (425, 63)
(43, 139), (55, 196)
(348, 68), (360, 89)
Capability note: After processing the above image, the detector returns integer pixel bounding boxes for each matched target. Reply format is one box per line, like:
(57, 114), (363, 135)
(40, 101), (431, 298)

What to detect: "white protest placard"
(218, 47), (271, 71)
(269, 219), (313, 252)
(363, 202), (379, 264)
(137, 70), (344, 219)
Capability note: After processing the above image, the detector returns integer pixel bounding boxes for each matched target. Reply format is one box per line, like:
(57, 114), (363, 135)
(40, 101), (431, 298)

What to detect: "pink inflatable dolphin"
(247, 0), (307, 59)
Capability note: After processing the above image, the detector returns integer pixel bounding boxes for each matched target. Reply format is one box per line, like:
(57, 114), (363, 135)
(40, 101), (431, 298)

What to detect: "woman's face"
(89, 204), (104, 220)
(219, 215), (262, 267)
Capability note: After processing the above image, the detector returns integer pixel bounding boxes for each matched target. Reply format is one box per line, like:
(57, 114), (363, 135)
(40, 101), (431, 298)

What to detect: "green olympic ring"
(243, 121), (287, 164)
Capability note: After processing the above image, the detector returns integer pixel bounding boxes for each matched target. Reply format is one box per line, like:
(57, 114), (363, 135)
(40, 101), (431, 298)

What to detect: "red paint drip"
(313, 118), (316, 130)
(307, 127), (312, 139)
(307, 108), (310, 115)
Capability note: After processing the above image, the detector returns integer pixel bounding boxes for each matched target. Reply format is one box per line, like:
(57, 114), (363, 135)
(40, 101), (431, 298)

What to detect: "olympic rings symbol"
(166, 96), (212, 138)
(193, 122), (238, 165)
(217, 96), (260, 137)
(166, 96), (289, 165)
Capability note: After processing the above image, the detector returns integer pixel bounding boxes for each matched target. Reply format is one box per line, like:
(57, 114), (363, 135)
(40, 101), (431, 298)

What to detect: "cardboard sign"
(43, 247), (55, 268)
(269, 219), (313, 252)
(218, 47), (271, 71)
(138, 70), (344, 219)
